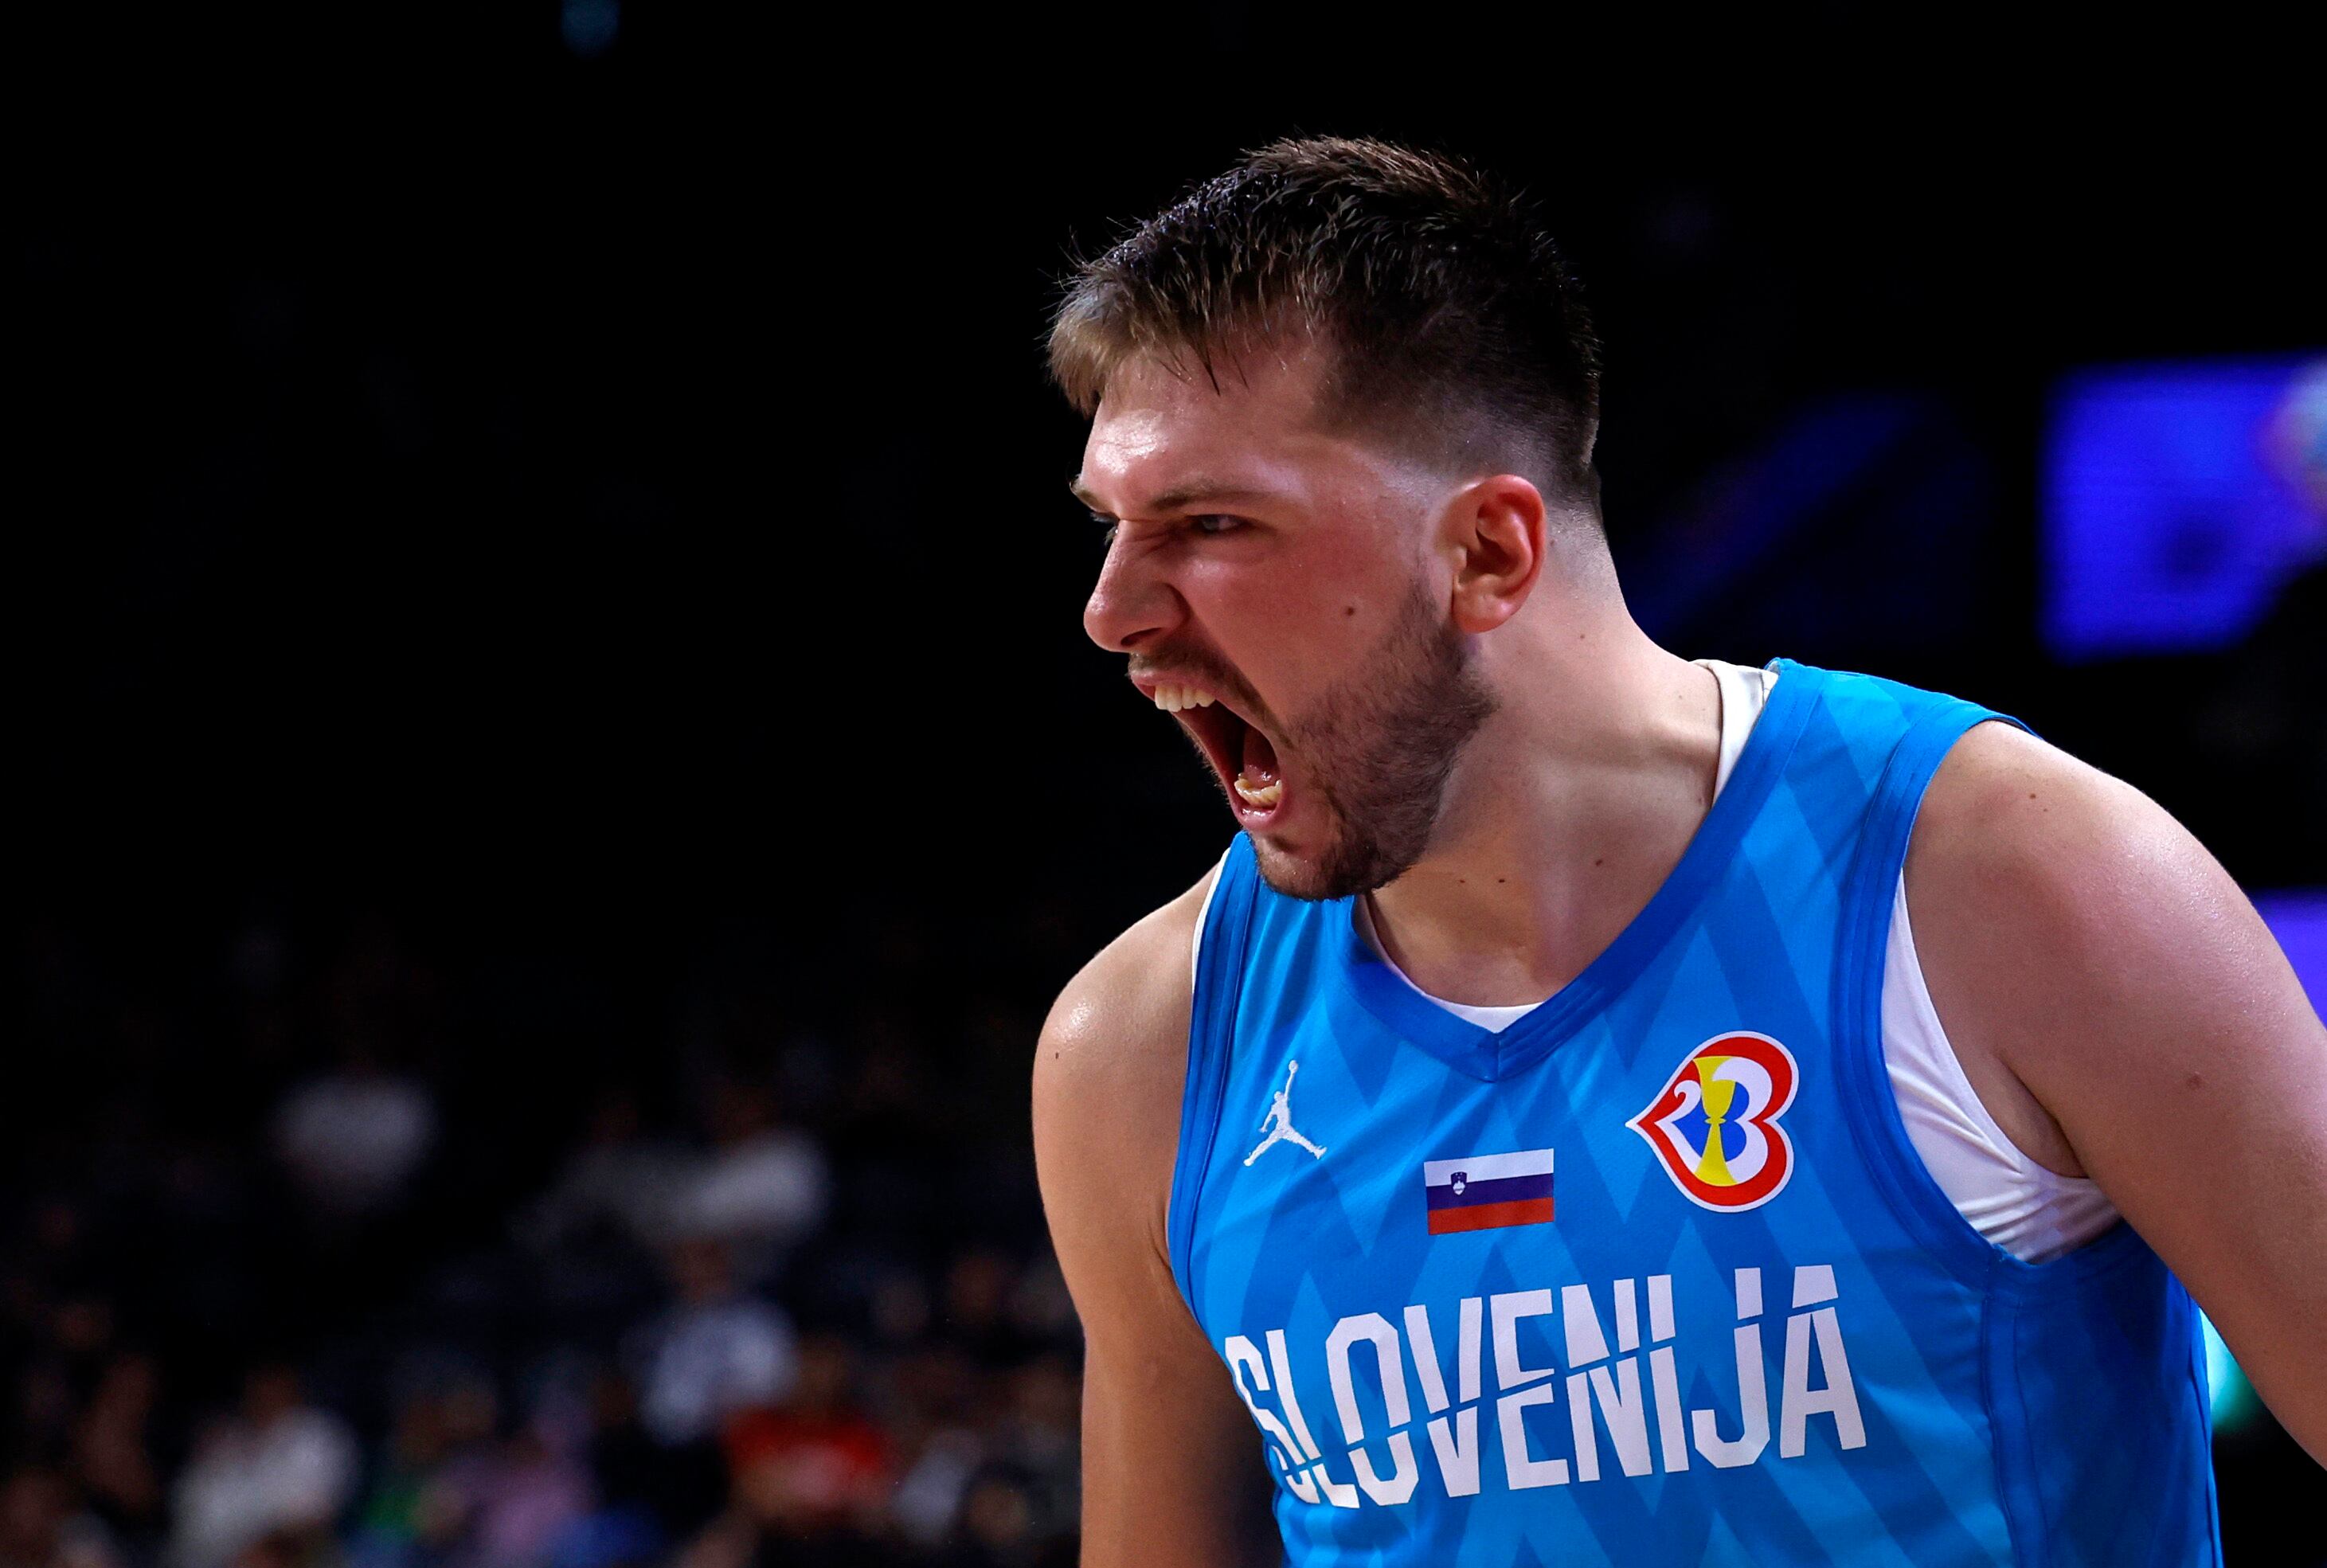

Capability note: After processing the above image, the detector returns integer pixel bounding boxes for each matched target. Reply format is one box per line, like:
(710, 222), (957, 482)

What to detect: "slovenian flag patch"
(1424, 1147), (1555, 1234)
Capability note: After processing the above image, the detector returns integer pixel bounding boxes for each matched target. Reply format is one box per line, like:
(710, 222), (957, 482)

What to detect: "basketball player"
(1031, 139), (2326, 1565)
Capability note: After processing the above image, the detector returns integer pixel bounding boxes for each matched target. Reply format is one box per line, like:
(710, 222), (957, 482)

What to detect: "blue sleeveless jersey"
(1172, 660), (2218, 1566)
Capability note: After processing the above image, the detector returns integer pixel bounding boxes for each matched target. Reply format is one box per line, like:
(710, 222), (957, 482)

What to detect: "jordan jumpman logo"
(1244, 1059), (1328, 1166)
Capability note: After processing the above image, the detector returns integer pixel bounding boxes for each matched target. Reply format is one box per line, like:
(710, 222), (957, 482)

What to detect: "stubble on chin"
(1248, 581), (1495, 904)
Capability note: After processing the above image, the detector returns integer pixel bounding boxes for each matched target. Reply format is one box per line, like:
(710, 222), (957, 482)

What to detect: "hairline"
(1084, 328), (1581, 513)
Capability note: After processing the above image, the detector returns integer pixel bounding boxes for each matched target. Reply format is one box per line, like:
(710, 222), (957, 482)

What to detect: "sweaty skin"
(1034, 344), (2327, 1566)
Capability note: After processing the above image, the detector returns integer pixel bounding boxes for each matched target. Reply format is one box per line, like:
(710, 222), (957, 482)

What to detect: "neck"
(1364, 600), (1721, 1008)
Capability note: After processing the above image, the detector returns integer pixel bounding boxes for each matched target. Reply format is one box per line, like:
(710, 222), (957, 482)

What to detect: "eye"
(1190, 514), (1246, 537)
(1088, 511), (1120, 549)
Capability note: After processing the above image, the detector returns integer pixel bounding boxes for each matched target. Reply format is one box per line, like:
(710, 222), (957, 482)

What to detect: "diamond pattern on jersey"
(1174, 662), (2216, 1567)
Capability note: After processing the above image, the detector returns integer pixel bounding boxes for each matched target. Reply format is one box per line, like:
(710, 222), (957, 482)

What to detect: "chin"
(1249, 844), (1340, 903)
(1248, 824), (1403, 905)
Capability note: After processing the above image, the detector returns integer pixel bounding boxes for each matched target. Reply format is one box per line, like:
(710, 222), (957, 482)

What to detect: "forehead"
(1077, 343), (1363, 514)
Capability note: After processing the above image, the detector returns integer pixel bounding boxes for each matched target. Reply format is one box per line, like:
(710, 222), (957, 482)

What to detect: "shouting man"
(1032, 137), (2325, 1566)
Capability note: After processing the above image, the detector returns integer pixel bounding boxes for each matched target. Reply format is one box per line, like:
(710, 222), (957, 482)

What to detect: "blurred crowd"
(4, 909), (1090, 1568)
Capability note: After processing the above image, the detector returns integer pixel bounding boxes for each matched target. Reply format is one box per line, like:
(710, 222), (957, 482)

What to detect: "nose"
(1081, 532), (1186, 653)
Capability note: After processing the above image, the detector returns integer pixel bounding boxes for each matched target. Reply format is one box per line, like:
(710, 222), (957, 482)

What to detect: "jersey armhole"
(1167, 837), (1258, 1317)
(1883, 871), (2115, 1252)
(1840, 706), (2200, 1566)
(1189, 848), (1227, 991)
(1836, 706), (2032, 1287)
(1836, 708), (2148, 1291)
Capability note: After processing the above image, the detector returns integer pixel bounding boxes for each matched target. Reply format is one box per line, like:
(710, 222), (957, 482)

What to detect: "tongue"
(1239, 723), (1281, 787)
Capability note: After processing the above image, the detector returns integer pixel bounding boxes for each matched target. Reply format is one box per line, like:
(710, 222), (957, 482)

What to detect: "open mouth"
(1148, 681), (1286, 825)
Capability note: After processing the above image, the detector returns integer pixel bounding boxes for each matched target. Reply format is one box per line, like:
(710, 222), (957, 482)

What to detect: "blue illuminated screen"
(2043, 356), (2325, 660)
(2254, 889), (2327, 1016)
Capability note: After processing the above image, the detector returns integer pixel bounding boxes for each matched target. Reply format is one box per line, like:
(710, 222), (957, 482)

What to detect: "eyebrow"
(1067, 475), (1283, 515)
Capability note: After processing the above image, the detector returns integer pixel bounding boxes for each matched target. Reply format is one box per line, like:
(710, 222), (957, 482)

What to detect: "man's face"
(1075, 345), (1495, 900)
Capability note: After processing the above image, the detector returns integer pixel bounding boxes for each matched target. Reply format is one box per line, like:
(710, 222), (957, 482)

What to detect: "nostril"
(1084, 612), (1148, 655)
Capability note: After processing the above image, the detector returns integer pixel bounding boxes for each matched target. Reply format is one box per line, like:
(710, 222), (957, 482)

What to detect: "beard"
(1251, 577), (1496, 902)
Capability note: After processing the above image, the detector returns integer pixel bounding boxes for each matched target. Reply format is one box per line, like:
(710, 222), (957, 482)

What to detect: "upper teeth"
(1152, 683), (1218, 713)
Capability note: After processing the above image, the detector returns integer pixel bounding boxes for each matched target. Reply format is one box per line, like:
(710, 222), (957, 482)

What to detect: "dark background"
(12, 7), (2323, 1567)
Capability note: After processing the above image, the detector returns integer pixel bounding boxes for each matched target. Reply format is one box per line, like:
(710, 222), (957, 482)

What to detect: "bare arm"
(1033, 867), (1281, 1566)
(1909, 722), (2327, 1463)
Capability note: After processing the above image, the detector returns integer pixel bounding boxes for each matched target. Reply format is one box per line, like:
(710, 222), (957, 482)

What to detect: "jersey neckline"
(1327, 657), (1824, 1081)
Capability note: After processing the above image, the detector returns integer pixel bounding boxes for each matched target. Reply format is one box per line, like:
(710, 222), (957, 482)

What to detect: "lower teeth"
(1234, 777), (1283, 808)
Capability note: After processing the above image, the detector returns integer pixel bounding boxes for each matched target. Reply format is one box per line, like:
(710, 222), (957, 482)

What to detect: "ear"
(1444, 475), (1547, 634)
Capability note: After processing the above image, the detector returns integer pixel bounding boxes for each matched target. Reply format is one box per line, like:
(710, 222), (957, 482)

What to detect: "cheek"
(1192, 549), (1404, 713)
(1200, 535), (1391, 630)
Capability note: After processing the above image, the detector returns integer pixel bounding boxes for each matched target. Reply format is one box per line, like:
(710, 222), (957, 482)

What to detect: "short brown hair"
(1049, 136), (1602, 506)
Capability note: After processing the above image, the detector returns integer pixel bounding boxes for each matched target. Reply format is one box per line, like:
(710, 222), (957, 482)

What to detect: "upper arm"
(1907, 722), (2327, 1462)
(1032, 866), (1278, 1566)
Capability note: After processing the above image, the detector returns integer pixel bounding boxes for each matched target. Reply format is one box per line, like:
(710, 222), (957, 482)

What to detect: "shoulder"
(1036, 856), (1219, 1119)
(1906, 712), (2327, 1461)
(1036, 858), (1291, 1558)
(1904, 718), (2309, 1140)
(1033, 858), (1222, 1262)
(1906, 718), (2245, 992)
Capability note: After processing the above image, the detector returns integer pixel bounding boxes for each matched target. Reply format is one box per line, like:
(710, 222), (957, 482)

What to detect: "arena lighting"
(2043, 354), (2326, 661)
(2202, 1316), (2261, 1431)
(561, 0), (618, 57)
(2251, 889), (2327, 1011)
